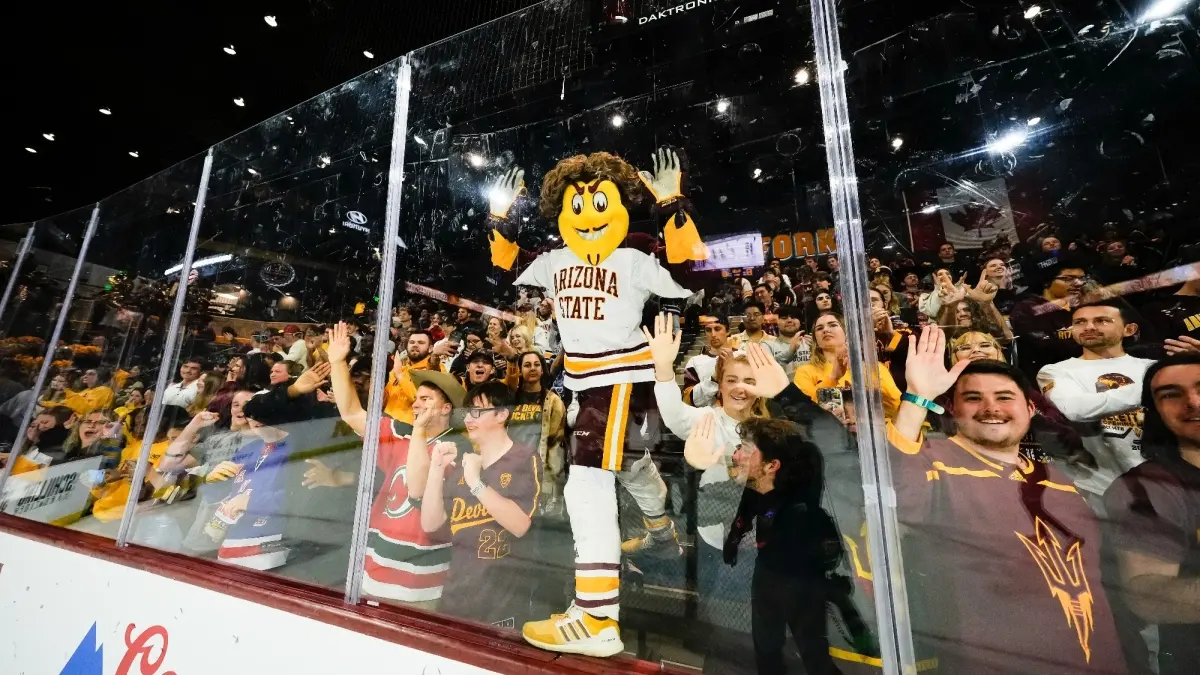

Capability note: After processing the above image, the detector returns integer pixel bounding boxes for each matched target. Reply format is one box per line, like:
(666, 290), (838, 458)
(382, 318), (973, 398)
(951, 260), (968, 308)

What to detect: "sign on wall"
(0, 456), (102, 525)
(0, 532), (497, 675)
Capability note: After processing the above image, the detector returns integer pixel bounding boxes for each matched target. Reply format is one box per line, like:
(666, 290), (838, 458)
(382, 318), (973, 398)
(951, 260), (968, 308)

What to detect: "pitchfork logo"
(1016, 517), (1095, 662)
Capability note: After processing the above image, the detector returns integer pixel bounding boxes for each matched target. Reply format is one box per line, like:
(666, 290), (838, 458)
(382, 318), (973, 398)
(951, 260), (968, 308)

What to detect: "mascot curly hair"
(486, 147), (707, 656)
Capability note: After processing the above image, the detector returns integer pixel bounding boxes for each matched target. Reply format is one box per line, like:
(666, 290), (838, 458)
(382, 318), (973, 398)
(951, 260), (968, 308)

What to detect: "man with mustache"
(890, 324), (1128, 674)
(1037, 300), (1153, 501)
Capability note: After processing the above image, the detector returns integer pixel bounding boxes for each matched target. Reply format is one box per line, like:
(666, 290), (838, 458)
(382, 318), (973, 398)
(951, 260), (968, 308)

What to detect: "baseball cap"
(284, 324), (301, 334)
(410, 370), (467, 408)
(468, 349), (496, 365)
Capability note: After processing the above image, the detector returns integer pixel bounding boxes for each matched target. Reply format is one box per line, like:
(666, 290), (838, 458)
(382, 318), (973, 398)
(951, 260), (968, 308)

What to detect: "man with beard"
(1037, 301), (1153, 500)
(384, 329), (450, 423)
(889, 325), (1127, 674)
(730, 301), (781, 347)
(1104, 354), (1200, 675)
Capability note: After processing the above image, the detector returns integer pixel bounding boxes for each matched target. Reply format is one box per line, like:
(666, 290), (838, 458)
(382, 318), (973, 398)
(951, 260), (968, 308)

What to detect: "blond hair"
(949, 331), (1004, 365)
(714, 354), (770, 419)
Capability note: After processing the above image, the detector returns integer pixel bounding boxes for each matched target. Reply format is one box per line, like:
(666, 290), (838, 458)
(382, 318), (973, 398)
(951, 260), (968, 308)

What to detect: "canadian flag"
(907, 177), (1027, 252)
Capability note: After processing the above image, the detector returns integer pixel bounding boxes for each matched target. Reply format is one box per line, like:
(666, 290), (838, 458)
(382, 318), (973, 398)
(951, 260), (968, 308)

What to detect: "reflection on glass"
(117, 62), (399, 590)
(841, 2), (1200, 674)
(348, 1), (885, 670)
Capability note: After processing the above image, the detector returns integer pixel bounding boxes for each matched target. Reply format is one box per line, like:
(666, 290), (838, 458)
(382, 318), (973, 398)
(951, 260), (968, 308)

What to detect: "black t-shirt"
(1009, 294), (1081, 381)
(1143, 294), (1200, 350)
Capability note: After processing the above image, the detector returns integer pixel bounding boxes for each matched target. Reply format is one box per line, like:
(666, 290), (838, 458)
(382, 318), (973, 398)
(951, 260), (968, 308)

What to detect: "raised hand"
(293, 362), (332, 395)
(905, 324), (970, 399)
(830, 345), (851, 382)
(326, 322), (352, 363)
(684, 411), (725, 470)
(740, 342), (789, 399)
(641, 312), (682, 382)
(965, 270), (998, 303)
(1164, 335), (1200, 356)
(488, 166), (525, 219)
(302, 458), (352, 488)
(637, 147), (684, 203)
(429, 441), (458, 475)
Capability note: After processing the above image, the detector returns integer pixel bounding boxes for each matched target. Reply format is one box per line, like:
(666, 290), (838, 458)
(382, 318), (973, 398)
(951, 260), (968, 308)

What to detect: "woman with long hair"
(207, 356), (246, 418)
(644, 313), (768, 585)
(949, 330), (1005, 364)
(511, 351), (566, 514)
(937, 297), (1012, 341)
(793, 312), (901, 418)
(59, 408), (123, 467)
(188, 372), (224, 416)
(803, 290), (841, 331)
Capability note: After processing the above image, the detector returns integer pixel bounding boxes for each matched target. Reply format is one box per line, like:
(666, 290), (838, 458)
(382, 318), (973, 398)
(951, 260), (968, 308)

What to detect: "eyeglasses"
(464, 407), (496, 419)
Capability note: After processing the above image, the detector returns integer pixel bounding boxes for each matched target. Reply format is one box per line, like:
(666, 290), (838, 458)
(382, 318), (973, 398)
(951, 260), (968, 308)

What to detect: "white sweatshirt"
(653, 378), (746, 549)
(1036, 353), (1153, 496)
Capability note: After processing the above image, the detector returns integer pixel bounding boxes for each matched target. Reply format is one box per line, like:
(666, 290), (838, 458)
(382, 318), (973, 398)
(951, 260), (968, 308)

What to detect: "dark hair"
(1072, 298), (1138, 326)
(158, 405), (193, 439)
(415, 381), (451, 406)
(1140, 353), (1200, 465)
(517, 351), (551, 399)
(183, 357), (205, 368)
(465, 380), (516, 425)
(742, 300), (767, 315)
(408, 329), (434, 343)
(221, 326), (237, 337)
(87, 366), (113, 383)
(740, 417), (825, 504)
(954, 359), (1036, 403)
(815, 272), (831, 283)
(242, 392), (302, 427)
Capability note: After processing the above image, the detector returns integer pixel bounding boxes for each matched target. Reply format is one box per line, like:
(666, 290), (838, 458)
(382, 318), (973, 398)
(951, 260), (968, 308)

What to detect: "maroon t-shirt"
(1104, 460), (1200, 675)
(438, 440), (543, 628)
(888, 428), (1127, 674)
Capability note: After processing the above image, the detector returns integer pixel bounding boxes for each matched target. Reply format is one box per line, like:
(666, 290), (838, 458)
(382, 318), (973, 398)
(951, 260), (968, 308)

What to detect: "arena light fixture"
(1024, 5), (1042, 19)
(1027, 117), (1042, 126)
(264, 15), (278, 27)
(363, 50), (374, 59)
(920, 205), (938, 214)
(99, 107), (112, 115)
(467, 152), (485, 168)
(794, 68), (811, 85)
(25, 147), (36, 153)
(223, 45), (236, 55)
(43, 133), (55, 141)
(164, 253), (233, 277)
(716, 99), (731, 113)
(1140, 0), (1189, 21)
(752, 168), (762, 178)
(891, 136), (904, 149)
(610, 114), (625, 128)
(233, 97), (245, 107)
(128, 150), (139, 158)
(987, 129), (1028, 154)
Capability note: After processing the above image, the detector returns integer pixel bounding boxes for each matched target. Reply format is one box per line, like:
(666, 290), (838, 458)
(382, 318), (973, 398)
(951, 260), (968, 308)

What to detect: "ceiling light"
(716, 99), (731, 113)
(43, 133), (55, 141)
(165, 206), (180, 214)
(1026, 116), (1042, 126)
(921, 205), (938, 214)
(752, 168), (762, 178)
(247, 168), (259, 175)
(264, 16), (278, 27)
(987, 129), (1028, 154)
(467, 152), (485, 168)
(363, 50), (374, 59)
(1024, 5), (1042, 19)
(793, 68), (811, 85)
(129, 151), (139, 157)
(1140, 0), (1188, 21)
(223, 45), (236, 55)
(318, 155), (331, 167)
(99, 107), (112, 115)
(413, 135), (427, 146)
(233, 97), (245, 107)
(891, 136), (904, 149)
(164, 253), (233, 277)
(610, 114), (625, 128)
(25, 147), (36, 154)
(462, 224), (469, 231)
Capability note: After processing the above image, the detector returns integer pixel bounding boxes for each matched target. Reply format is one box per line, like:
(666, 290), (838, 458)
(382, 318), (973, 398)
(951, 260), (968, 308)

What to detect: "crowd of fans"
(0, 221), (1197, 674)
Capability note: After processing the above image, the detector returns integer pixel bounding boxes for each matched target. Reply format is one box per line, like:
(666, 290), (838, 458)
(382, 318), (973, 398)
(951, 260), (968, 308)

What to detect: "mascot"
(485, 147), (707, 656)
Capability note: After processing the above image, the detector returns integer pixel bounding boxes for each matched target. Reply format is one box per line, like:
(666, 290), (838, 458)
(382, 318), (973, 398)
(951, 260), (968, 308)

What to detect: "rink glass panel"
(837, 1), (1200, 674)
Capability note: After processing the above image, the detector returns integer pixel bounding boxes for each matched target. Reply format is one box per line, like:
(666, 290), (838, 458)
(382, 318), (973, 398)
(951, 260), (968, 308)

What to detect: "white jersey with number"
(515, 247), (691, 390)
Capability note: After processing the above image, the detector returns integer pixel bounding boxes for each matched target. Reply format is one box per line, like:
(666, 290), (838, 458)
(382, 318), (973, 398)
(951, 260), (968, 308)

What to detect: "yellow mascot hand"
(664, 211), (708, 264)
(489, 228), (520, 270)
(637, 147), (685, 203)
(488, 166), (525, 219)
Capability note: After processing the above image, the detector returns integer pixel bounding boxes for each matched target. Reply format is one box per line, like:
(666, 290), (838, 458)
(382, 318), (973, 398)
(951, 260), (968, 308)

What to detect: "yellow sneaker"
(620, 520), (682, 557)
(522, 604), (624, 657)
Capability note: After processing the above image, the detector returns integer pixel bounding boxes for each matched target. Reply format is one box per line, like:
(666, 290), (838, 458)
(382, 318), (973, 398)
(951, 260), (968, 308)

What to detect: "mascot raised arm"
(486, 147), (707, 657)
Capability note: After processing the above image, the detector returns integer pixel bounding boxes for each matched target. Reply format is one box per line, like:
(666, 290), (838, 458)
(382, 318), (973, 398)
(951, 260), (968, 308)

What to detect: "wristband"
(901, 392), (945, 415)
(470, 481), (487, 497)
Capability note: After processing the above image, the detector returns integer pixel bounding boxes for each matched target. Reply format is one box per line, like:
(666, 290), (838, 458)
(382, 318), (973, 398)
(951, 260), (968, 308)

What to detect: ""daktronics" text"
(639, 0), (720, 25)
